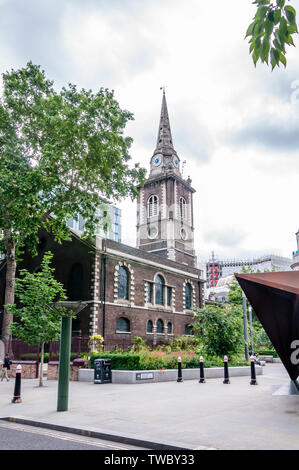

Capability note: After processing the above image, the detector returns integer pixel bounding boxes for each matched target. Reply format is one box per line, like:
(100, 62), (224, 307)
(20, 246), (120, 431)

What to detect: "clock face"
(153, 154), (163, 167)
(172, 156), (179, 168)
(148, 226), (158, 239)
(180, 228), (187, 240)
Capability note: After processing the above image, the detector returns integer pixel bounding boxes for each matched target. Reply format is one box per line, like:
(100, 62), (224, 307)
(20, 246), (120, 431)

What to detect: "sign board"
(136, 372), (154, 380)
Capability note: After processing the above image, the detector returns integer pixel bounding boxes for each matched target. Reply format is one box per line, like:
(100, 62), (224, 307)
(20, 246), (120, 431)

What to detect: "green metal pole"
(242, 292), (249, 361)
(57, 316), (72, 412)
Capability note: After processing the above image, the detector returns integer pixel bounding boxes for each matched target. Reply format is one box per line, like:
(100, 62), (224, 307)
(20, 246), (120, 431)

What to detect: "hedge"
(256, 349), (278, 358)
(89, 353), (141, 370)
(89, 352), (249, 370)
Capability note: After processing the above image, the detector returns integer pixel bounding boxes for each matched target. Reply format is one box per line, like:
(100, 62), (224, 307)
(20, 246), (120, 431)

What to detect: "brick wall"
(1, 361), (38, 379)
(47, 361), (88, 381)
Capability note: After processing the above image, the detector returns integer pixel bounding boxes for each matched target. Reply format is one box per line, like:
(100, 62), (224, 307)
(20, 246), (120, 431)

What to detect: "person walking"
(1, 353), (12, 381)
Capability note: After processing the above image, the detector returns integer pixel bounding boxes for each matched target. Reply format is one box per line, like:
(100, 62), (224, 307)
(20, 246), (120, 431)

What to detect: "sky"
(1, 0), (299, 264)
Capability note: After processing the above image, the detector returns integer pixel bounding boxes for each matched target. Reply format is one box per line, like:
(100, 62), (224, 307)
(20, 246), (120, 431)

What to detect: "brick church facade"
(0, 91), (205, 350)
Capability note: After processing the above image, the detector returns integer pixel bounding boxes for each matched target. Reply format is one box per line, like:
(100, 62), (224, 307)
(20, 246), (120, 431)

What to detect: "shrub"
(253, 327), (273, 350)
(129, 336), (148, 353)
(167, 335), (201, 352)
(20, 353), (50, 363)
(256, 349), (278, 358)
(89, 353), (141, 370)
(89, 335), (104, 353)
(192, 304), (244, 357)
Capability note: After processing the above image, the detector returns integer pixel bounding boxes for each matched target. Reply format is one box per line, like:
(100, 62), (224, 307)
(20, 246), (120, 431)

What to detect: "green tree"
(228, 266), (254, 306)
(6, 252), (67, 387)
(192, 304), (244, 358)
(247, 0), (298, 69)
(0, 62), (146, 345)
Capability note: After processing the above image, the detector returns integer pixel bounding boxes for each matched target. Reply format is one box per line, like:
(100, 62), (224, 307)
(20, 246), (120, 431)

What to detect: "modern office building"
(67, 204), (122, 243)
(204, 252), (293, 289)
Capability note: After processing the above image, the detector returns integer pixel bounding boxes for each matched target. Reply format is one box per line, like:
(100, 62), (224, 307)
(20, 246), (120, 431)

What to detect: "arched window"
(185, 324), (193, 335)
(167, 322), (172, 334)
(69, 264), (84, 301)
(147, 320), (153, 333)
(179, 197), (187, 219)
(147, 195), (158, 218)
(155, 274), (165, 305)
(185, 283), (192, 310)
(156, 319), (164, 334)
(118, 266), (129, 300)
(116, 317), (130, 332)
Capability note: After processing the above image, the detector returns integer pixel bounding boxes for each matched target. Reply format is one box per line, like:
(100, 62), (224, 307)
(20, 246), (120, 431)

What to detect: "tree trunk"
(2, 230), (16, 352)
(39, 342), (44, 387)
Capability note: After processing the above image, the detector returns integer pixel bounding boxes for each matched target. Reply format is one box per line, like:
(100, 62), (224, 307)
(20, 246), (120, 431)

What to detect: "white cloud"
(1, 0), (299, 263)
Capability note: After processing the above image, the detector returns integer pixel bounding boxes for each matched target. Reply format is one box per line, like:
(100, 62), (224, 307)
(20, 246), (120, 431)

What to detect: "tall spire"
(155, 88), (175, 155)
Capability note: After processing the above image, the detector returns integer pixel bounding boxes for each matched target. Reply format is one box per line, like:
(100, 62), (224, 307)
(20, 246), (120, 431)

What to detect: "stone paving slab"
(0, 364), (299, 450)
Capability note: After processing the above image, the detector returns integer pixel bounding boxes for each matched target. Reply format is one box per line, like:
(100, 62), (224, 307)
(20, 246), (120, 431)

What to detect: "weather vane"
(160, 85), (167, 94)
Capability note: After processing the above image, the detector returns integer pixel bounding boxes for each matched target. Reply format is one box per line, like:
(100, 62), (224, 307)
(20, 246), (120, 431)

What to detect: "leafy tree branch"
(246, 0), (297, 69)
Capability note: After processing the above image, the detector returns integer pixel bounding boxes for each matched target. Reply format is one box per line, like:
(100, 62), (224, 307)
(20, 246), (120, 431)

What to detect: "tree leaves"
(0, 62), (146, 341)
(246, 0), (298, 69)
(6, 252), (67, 346)
(0, 62), (146, 253)
(192, 304), (244, 357)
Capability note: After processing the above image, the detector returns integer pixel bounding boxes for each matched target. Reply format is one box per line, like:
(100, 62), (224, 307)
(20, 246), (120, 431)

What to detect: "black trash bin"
(94, 358), (112, 384)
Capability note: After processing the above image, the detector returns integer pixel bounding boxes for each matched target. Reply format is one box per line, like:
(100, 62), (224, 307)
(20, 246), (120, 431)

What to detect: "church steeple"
(136, 90), (197, 267)
(150, 90), (181, 178)
(155, 89), (175, 153)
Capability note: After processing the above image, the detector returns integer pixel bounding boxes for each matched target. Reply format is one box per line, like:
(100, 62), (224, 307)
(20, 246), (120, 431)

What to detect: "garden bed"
(79, 365), (264, 384)
(88, 352), (249, 371)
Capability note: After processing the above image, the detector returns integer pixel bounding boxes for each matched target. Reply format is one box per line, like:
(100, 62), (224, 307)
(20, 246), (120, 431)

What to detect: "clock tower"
(136, 90), (196, 267)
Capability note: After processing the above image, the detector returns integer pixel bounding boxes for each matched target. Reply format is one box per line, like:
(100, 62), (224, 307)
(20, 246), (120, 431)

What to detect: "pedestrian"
(1, 353), (12, 382)
(253, 352), (261, 366)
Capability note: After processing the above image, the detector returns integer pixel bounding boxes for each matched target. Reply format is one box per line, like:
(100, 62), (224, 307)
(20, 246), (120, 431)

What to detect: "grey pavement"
(1, 363), (299, 450)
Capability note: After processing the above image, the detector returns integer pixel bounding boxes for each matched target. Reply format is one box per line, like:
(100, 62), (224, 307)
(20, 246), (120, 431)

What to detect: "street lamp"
(248, 304), (254, 355)
(242, 291), (249, 361)
(49, 301), (87, 412)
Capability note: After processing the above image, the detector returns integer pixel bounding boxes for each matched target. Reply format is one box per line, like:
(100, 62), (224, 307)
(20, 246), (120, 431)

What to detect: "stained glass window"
(156, 319), (164, 334)
(116, 317), (130, 332)
(155, 275), (164, 305)
(179, 197), (187, 219)
(147, 320), (153, 333)
(148, 282), (153, 303)
(148, 195), (158, 218)
(118, 266), (129, 300)
(185, 283), (192, 310)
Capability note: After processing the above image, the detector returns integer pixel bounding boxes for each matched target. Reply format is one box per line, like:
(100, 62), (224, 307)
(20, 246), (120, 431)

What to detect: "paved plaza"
(1, 363), (299, 450)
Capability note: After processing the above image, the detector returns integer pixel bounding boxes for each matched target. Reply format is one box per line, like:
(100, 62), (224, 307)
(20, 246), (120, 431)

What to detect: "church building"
(0, 91), (205, 351)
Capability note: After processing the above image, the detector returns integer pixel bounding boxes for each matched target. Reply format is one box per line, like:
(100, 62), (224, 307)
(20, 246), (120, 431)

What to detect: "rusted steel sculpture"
(235, 271), (299, 390)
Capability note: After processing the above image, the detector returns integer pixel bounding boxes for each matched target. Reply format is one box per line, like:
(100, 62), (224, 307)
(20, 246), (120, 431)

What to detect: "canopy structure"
(235, 271), (299, 384)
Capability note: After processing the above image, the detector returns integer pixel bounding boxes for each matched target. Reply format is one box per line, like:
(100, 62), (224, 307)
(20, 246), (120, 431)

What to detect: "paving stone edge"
(0, 416), (216, 451)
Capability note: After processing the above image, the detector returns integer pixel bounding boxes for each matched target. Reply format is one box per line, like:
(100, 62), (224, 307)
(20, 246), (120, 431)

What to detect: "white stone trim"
(104, 248), (200, 280)
(114, 260), (135, 303)
(182, 279), (196, 312)
(104, 301), (190, 316)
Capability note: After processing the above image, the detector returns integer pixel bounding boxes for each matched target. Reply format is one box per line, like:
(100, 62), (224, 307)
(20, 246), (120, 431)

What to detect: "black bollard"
(177, 356), (183, 382)
(223, 355), (230, 384)
(250, 355), (258, 385)
(12, 364), (22, 403)
(199, 356), (206, 383)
